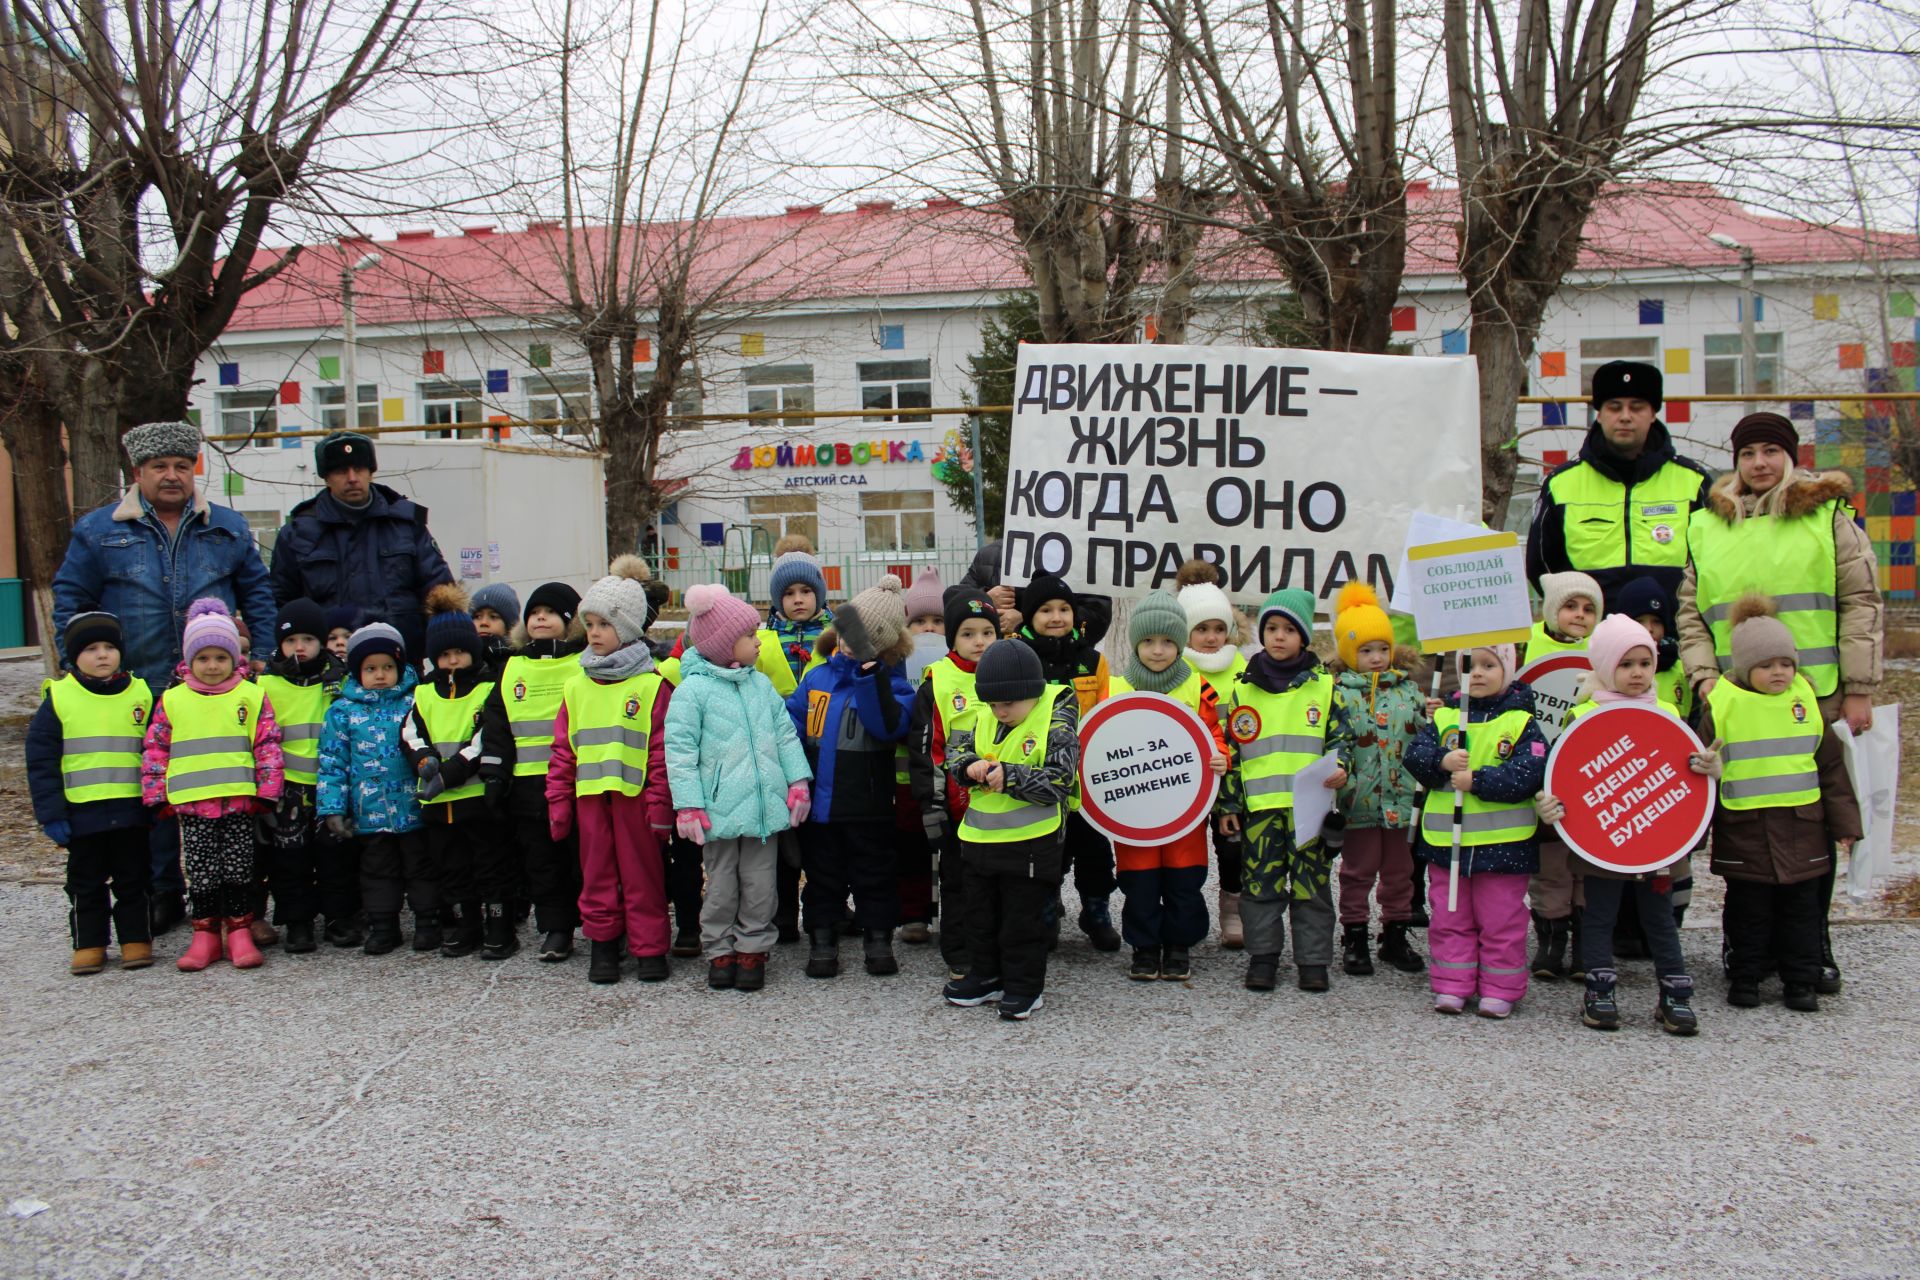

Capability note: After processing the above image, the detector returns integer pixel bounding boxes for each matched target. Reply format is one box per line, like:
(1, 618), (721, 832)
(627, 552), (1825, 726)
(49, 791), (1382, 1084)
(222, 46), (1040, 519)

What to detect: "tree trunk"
(68, 401), (125, 518)
(1470, 316), (1528, 529)
(0, 394), (76, 672)
(601, 400), (652, 561)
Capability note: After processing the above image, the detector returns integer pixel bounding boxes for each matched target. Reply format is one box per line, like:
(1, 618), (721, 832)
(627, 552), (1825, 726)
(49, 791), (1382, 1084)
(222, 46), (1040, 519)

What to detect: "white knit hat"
(1178, 581), (1235, 636)
(579, 554), (653, 645)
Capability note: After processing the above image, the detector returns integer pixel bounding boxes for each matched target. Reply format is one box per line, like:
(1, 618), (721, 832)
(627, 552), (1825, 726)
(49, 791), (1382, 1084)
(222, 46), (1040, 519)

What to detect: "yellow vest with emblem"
(161, 681), (266, 803)
(1708, 675), (1822, 810)
(960, 686), (1069, 844)
(1687, 504), (1842, 698)
(413, 680), (496, 804)
(259, 675), (331, 787)
(1109, 666), (1211, 715)
(1227, 671), (1333, 813)
(1524, 621), (1588, 665)
(1545, 457), (1703, 573)
(927, 658), (981, 745)
(500, 653), (583, 777)
(1419, 707), (1538, 846)
(562, 670), (664, 797)
(49, 675), (152, 803)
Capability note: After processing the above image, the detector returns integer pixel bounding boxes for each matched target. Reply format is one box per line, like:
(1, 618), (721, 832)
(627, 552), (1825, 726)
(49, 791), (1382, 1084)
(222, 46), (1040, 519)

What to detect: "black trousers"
(1723, 878), (1824, 986)
(425, 817), (516, 905)
(936, 828), (969, 968)
(1213, 819), (1244, 895)
(262, 789), (358, 924)
(1064, 811), (1115, 903)
(799, 820), (899, 931)
(516, 815), (581, 933)
(66, 827), (151, 949)
(667, 833), (704, 935)
(361, 831), (437, 917)
(775, 838), (802, 935)
(963, 862), (1060, 998)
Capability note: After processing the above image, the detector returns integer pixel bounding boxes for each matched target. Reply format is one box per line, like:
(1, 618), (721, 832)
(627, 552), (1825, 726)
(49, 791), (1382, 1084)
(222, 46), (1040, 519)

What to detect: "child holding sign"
(1179, 568), (1250, 949)
(1218, 589), (1352, 994)
(1525, 571), (1602, 982)
(1698, 596), (1862, 1013)
(1535, 615), (1709, 1035)
(1404, 645), (1546, 1018)
(1106, 591), (1231, 981)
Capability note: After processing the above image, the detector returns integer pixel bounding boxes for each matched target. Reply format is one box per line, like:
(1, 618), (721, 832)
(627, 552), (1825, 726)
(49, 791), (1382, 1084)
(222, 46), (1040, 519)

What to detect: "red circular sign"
(1076, 692), (1220, 845)
(1516, 650), (1592, 744)
(1543, 703), (1715, 874)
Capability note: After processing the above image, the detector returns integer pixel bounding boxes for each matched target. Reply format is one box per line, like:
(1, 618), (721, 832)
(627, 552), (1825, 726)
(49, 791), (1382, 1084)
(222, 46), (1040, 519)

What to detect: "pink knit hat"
(900, 568), (945, 622)
(1459, 642), (1519, 693)
(684, 583), (762, 666)
(181, 598), (244, 665)
(1581, 614), (1658, 698)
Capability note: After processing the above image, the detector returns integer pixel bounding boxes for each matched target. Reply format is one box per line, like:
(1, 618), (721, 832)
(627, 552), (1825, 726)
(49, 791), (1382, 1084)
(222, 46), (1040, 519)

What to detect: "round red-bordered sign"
(1517, 650), (1592, 744)
(1544, 703), (1715, 874)
(1076, 692), (1220, 845)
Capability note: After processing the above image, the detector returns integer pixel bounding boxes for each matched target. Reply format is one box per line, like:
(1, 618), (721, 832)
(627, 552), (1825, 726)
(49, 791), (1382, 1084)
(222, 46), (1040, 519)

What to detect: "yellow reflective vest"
(161, 681), (266, 804)
(1524, 622), (1588, 665)
(1708, 675), (1822, 810)
(1688, 504), (1843, 698)
(500, 653), (582, 777)
(1418, 707), (1539, 846)
(49, 675), (152, 803)
(412, 680), (496, 804)
(1544, 456), (1704, 574)
(562, 670), (664, 798)
(960, 686), (1069, 844)
(259, 674), (331, 788)
(1227, 672), (1333, 813)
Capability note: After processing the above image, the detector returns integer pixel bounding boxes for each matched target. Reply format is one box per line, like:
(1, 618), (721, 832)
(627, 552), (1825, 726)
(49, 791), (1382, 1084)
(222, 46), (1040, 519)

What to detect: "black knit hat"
(944, 588), (998, 649)
(64, 611), (122, 658)
(1589, 361), (1663, 410)
(1611, 576), (1675, 635)
(274, 597), (329, 645)
(1016, 574), (1076, 627)
(1730, 411), (1798, 457)
(974, 637), (1045, 702)
(314, 431), (377, 476)
(324, 604), (367, 636)
(525, 581), (582, 625)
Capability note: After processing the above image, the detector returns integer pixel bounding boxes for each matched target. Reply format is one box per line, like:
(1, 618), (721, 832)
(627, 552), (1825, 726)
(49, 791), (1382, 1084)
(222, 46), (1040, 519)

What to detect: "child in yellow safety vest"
(140, 599), (285, 972)
(1219, 588), (1354, 995)
(1107, 590), (1229, 983)
(1698, 595), (1861, 1013)
(256, 598), (350, 954)
(1177, 561), (1250, 949)
(28, 611), (155, 975)
(1524, 570), (1602, 983)
(941, 638), (1080, 1021)
(547, 556), (676, 985)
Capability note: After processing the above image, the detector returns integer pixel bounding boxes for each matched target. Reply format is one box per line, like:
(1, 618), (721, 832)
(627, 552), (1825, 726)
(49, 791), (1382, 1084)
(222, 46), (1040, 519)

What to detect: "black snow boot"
(325, 913), (365, 948)
(1244, 954), (1279, 992)
(1783, 983), (1819, 1012)
(441, 900), (484, 958)
(1160, 947), (1191, 981)
(1530, 914), (1570, 981)
(480, 903), (519, 961)
(863, 928), (898, 976)
(1582, 968), (1620, 1031)
(539, 929), (574, 962)
(1378, 922), (1426, 973)
(1341, 923), (1374, 976)
(805, 926), (840, 979)
(1297, 964), (1330, 993)
(587, 938), (623, 984)
(411, 912), (442, 953)
(1657, 976), (1699, 1036)
(363, 913), (402, 956)
(1078, 898), (1122, 952)
(1129, 948), (1161, 981)
(283, 920), (317, 954)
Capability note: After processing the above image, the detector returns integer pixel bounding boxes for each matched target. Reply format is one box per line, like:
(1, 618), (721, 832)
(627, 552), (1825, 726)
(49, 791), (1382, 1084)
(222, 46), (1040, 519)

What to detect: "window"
(1579, 337), (1660, 398)
(421, 379), (484, 439)
(525, 372), (595, 434)
(641, 371), (705, 428)
(747, 494), (818, 548)
(860, 489), (935, 553)
(239, 511), (282, 563)
(318, 384), (378, 431)
(745, 363), (815, 429)
(219, 390), (278, 450)
(858, 359), (931, 422)
(1704, 333), (1783, 395)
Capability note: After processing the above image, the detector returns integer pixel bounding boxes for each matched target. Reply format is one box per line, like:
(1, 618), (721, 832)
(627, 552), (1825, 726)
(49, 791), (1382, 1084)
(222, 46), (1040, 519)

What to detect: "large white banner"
(1000, 344), (1481, 605)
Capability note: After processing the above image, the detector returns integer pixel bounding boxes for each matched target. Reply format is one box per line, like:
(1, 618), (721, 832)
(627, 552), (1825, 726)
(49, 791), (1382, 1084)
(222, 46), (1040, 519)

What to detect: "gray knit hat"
(1128, 590), (1190, 649)
(122, 421), (202, 467)
(841, 573), (908, 658)
(470, 582), (521, 630)
(1727, 594), (1799, 686)
(974, 637), (1045, 702)
(1540, 571), (1603, 628)
(579, 554), (654, 645)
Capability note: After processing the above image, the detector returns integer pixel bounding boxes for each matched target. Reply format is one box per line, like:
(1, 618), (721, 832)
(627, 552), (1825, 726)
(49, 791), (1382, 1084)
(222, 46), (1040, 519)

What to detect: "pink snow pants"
(1426, 864), (1530, 1002)
(576, 792), (670, 957)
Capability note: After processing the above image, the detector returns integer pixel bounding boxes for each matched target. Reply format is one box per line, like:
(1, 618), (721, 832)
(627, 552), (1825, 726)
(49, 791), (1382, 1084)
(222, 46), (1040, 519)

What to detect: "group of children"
(31, 541), (1861, 1028)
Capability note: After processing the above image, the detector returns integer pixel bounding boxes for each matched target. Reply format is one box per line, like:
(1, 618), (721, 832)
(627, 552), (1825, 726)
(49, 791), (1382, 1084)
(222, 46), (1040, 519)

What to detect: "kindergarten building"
(195, 181), (1920, 602)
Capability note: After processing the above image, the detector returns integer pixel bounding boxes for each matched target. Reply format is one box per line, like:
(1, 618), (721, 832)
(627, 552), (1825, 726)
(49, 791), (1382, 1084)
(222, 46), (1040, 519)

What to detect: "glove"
(675, 809), (711, 845)
(323, 813), (356, 840)
(1689, 738), (1724, 780)
(43, 820), (71, 847)
(417, 756), (441, 782)
(1534, 793), (1568, 824)
(786, 781), (812, 827)
(549, 802), (574, 843)
(921, 809), (948, 846)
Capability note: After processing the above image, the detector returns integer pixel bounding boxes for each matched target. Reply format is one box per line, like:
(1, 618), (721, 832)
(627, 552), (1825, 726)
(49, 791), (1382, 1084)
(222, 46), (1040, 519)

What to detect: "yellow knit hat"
(1333, 581), (1394, 669)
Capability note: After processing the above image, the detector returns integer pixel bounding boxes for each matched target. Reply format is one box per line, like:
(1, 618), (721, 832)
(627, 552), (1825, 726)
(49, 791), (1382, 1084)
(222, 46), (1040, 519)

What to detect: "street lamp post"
(340, 252), (382, 429)
(1710, 233), (1759, 394)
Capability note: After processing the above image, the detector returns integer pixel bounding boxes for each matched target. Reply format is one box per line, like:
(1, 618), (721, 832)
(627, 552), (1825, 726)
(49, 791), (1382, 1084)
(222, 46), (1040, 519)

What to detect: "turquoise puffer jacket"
(316, 666), (423, 834)
(664, 646), (813, 840)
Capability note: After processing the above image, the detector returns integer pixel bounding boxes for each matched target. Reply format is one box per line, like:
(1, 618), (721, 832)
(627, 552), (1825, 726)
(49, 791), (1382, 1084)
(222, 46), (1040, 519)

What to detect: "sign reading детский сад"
(999, 344), (1481, 603)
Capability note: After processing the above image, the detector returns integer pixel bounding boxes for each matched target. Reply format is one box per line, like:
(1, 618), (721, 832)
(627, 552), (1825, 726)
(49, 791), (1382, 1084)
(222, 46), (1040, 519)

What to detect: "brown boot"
(249, 917), (279, 947)
(70, 947), (107, 975)
(118, 942), (154, 970)
(1219, 892), (1245, 951)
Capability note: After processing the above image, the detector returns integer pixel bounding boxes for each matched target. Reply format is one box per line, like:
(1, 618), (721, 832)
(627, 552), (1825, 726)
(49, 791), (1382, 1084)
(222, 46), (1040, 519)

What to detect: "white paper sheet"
(1291, 751), (1343, 846)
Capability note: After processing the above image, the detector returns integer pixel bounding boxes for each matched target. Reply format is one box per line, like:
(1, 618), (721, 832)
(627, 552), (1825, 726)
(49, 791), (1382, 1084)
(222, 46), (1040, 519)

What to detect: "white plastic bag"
(1833, 704), (1901, 901)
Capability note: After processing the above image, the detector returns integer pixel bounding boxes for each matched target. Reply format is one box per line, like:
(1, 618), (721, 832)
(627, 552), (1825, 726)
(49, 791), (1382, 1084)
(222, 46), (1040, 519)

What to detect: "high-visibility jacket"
(562, 670), (665, 798)
(960, 685), (1068, 844)
(412, 680), (496, 804)
(259, 675), (330, 787)
(49, 674), (151, 803)
(1227, 672), (1333, 813)
(1688, 504), (1842, 698)
(926, 658), (981, 744)
(1544, 456), (1705, 575)
(1419, 706), (1538, 846)
(161, 681), (266, 803)
(1524, 622), (1588, 664)
(1708, 675), (1822, 810)
(500, 653), (582, 777)
(1565, 697), (1681, 723)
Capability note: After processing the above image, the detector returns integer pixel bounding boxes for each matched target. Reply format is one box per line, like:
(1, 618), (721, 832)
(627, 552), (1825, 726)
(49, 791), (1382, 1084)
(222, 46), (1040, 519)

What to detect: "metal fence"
(654, 538), (983, 609)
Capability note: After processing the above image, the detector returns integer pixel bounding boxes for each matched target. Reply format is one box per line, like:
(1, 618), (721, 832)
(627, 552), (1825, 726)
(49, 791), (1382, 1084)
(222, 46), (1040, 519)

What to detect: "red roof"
(225, 182), (1914, 333)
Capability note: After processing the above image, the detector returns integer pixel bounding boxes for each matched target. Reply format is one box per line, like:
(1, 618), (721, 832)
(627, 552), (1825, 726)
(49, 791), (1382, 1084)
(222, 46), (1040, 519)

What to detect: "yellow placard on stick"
(1405, 530), (1533, 654)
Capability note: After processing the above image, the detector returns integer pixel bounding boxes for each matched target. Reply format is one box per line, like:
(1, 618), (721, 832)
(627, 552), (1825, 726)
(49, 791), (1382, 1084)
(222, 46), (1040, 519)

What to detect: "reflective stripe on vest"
(1545, 457), (1702, 572)
(1688, 502), (1842, 697)
(563, 670), (664, 798)
(412, 681), (496, 804)
(1228, 672), (1332, 812)
(161, 681), (266, 803)
(49, 675), (152, 802)
(1707, 675), (1822, 809)
(258, 675), (331, 787)
(1525, 621), (1588, 663)
(1419, 707), (1538, 845)
(961, 686), (1066, 844)
(501, 653), (582, 776)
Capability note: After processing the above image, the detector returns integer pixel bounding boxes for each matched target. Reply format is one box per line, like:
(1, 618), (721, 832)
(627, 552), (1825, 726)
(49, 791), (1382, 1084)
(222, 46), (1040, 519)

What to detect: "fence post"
(968, 412), (987, 551)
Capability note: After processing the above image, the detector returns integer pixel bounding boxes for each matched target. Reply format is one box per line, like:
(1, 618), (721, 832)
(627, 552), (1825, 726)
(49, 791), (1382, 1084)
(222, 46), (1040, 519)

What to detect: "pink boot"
(177, 920), (224, 972)
(224, 916), (265, 969)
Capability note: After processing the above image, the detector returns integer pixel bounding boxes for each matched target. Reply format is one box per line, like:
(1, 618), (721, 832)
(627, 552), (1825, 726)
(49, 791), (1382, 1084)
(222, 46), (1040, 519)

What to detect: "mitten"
(418, 770), (447, 802)
(323, 813), (356, 840)
(43, 820), (71, 847)
(786, 781), (812, 826)
(921, 808), (947, 845)
(675, 809), (711, 845)
(549, 801), (574, 843)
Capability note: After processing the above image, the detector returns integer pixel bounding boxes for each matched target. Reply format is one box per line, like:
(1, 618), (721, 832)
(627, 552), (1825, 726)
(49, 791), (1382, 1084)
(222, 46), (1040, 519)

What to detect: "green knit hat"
(1128, 590), (1189, 650)
(1257, 588), (1316, 643)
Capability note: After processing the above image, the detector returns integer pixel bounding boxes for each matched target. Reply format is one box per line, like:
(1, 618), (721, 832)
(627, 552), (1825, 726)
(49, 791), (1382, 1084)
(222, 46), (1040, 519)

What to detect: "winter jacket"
(785, 652), (914, 824)
(52, 487), (277, 686)
(944, 686), (1080, 878)
(952, 539), (1113, 639)
(665, 647), (812, 840)
(486, 633), (588, 818)
(545, 684), (674, 833)
(1677, 469), (1883, 698)
(269, 483), (454, 659)
(1697, 699), (1863, 886)
(401, 667), (513, 824)
(1404, 682), (1548, 875)
(1330, 665), (1427, 830)
(140, 672), (286, 818)
(316, 667), (424, 834)
(1019, 627), (1110, 716)
(26, 673), (152, 839)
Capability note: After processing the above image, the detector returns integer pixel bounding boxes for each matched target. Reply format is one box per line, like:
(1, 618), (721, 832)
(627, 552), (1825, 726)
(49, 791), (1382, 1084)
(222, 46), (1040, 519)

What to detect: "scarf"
(579, 639), (657, 682)
(1245, 648), (1319, 695)
(178, 665), (245, 695)
(1122, 652), (1193, 694)
(1184, 644), (1238, 675)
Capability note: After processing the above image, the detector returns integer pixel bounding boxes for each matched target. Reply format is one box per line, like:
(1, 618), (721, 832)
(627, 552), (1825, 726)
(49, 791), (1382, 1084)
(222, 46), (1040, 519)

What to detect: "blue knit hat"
(470, 582), (521, 630)
(423, 583), (481, 663)
(1257, 588), (1316, 642)
(768, 551), (827, 613)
